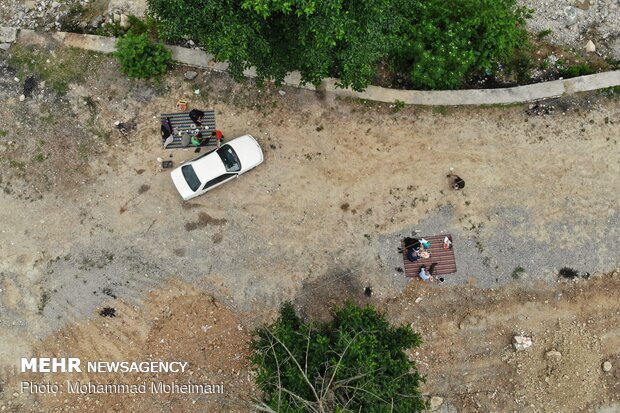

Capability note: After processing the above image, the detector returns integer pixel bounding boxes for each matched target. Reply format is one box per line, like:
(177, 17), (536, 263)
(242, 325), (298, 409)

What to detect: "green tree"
(251, 302), (426, 412)
(392, 0), (529, 89)
(147, 0), (397, 91)
(147, 0), (529, 91)
(114, 32), (171, 79)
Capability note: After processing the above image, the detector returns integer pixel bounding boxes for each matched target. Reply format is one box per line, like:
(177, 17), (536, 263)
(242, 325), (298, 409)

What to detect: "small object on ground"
(438, 277), (445, 283)
(194, 89), (200, 95)
(443, 236), (452, 249)
(526, 103), (554, 116)
(559, 267), (580, 279)
(161, 161), (173, 168)
(414, 297), (423, 303)
(99, 307), (116, 317)
(602, 361), (612, 372)
(184, 70), (198, 81)
(176, 99), (188, 110)
(585, 40), (596, 53)
(545, 350), (562, 362)
(512, 335), (533, 351)
(157, 157), (163, 163)
(19, 94), (25, 102)
(364, 287), (373, 297)
(430, 396), (444, 411)
(563, 6), (578, 26)
(278, 90), (286, 96)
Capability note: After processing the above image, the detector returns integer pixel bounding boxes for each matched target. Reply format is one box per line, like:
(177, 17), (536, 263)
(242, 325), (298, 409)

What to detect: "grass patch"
(511, 266), (525, 279)
(0, 130), (7, 137)
(8, 45), (106, 95)
(32, 153), (45, 163)
(536, 29), (552, 40)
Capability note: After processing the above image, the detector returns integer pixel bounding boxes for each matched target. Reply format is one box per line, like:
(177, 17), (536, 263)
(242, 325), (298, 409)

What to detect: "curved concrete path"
(11, 28), (620, 106)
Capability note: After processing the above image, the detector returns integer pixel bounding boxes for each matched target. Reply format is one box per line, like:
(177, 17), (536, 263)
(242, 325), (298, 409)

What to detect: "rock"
(19, 94), (25, 102)
(545, 350), (562, 362)
(0, 43), (11, 51)
(187, 39), (195, 47)
(119, 14), (130, 29)
(414, 297), (423, 303)
(0, 27), (17, 43)
(91, 15), (105, 27)
(108, 0), (148, 18)
(585, 40), (596, 52)
(564, 6), (579, 26)
(512, 335), (533, 351)
(51, 1), (60, 8)
(194, 89), (200, 95)
(602, 361), (612, 372)
(113, 13), (121, 23)
(430, 396), (444, 411)
(184, 70), (198, 81)
(278, 90), (286, 96)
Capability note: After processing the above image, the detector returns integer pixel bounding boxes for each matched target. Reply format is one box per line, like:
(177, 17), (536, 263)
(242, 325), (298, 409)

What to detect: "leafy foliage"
(392, 0), (529, 89)
(147, 0), (529, 90)
(114, 32), (171, 79)
(251, 302), (426, 412)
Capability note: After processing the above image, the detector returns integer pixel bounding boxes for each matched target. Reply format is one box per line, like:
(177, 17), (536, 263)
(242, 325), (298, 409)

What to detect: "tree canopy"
(250, 302), (426, 412)
(147, 0), (528, 90)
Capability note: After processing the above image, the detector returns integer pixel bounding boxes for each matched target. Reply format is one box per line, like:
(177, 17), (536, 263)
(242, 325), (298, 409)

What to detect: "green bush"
(148, 0), (529, 90)
(251, 302), (426, 412)
(560, 63), (596, 78)
(113, 32), (171, 79)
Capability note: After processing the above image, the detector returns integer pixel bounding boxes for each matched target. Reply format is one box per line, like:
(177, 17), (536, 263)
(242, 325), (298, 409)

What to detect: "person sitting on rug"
(189, 109), (205, 127)
(419, 265), (433, 282)
(407, 248), (419, 262)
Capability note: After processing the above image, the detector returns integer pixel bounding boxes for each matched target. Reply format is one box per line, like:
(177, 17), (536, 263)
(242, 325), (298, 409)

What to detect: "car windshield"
(216, 145), (241, 172)
(181, 165), (201, 191)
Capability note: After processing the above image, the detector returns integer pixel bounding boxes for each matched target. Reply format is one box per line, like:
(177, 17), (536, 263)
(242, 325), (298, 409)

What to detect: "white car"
(171, 135), (263, 200)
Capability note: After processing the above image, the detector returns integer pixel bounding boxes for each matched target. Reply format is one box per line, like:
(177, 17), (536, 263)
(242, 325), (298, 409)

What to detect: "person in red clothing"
(211, 130), (224, 147)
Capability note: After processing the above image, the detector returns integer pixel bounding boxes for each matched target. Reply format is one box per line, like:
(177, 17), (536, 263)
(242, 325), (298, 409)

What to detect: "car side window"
(203, 173), (237, 190)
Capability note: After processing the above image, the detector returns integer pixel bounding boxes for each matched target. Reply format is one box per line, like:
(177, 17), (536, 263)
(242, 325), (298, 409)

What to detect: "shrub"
(114, 32), (171, 79)
(511, 266), (525, 279)
(251, 302), (426, 412)
(537, 29), (552, 40)
(560, 63), (596, 78)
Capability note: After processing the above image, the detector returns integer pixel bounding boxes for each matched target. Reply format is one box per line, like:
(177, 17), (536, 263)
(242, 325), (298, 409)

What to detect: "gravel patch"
(519, 0), (620, 59)
(379, 205), (619, 289)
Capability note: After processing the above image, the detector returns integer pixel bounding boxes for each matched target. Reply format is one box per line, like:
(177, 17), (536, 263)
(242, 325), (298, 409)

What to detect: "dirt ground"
(0, 37), (619, 412)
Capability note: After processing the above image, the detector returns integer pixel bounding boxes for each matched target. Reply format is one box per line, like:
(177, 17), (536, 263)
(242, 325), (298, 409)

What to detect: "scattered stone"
(0, 43), (11, 51)
(187, 39), (195, 47)
(545, 350), (562, 362)
(91, 15), (105, 27)
(278, 90), (286, 96)
(184, 70), (198, 81)
(194, 89), (200, 95)
(0, 27), (17, 43)
(430, 396), (444, 411)
(415, 297), (423, 303)
(602, 361), (612, 372)
(526, 103), (554, 116)
(119, 14), (130, 29)
(585, 40), (596, 52)
(113, 13), (121, 23)
(563, 6), (578, 26)
(512, 335), (533, 351)
(19, 94), (25, 102)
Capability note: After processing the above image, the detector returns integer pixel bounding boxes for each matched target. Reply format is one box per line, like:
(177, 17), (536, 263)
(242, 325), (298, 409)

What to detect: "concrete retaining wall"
(12, 28), (620, 106)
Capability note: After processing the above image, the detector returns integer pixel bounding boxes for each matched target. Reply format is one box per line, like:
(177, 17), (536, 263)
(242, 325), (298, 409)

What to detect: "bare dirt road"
(0, 39), (619, 412)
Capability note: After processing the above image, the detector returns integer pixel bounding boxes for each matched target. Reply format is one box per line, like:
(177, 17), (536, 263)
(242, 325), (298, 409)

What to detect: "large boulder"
(0, 27), (17, 43)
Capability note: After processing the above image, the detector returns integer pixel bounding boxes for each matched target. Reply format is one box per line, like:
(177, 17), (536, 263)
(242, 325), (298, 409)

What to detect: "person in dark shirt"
(189, 109), (205, 127)
(447, 173), (465, 190)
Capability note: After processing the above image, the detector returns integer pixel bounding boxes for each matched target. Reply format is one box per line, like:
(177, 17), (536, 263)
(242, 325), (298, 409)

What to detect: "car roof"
(191, 150), (227, 184)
